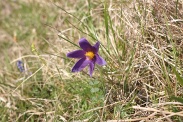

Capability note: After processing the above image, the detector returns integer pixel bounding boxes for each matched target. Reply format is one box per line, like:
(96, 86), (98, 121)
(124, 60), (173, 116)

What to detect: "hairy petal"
(93, 41), (100, 53)
(89, 61), (95, 77)
(67, 50), (85, 58)
(72, 58), (90, 72)
(79, 38), (92, 51)
(95, 54), (106, 66)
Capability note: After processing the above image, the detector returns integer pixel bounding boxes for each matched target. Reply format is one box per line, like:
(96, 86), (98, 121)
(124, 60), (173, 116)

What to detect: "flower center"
(85, 51), (95, 59)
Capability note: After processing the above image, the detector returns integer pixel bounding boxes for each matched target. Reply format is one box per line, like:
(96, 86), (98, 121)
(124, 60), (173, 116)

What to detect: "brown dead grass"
(0, 0), (183, 121)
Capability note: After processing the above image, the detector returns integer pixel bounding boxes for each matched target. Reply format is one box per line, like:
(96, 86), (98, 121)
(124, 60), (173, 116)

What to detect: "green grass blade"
(58, 34), (80, 48)
(173, 67), (183, 87)
(104, 1), (109, 51)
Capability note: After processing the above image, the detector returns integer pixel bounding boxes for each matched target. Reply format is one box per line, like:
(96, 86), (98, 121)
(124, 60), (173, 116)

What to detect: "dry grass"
(0, 0), (183, 121)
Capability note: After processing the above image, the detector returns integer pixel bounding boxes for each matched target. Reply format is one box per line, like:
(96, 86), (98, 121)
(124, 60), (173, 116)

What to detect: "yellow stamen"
(85, 51), (95, 59)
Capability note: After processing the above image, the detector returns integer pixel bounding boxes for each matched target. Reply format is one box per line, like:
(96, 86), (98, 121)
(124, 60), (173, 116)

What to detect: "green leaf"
(91, 87), (99, 93)
(170, 96), (183, 104)
(173, 67), (183, 86)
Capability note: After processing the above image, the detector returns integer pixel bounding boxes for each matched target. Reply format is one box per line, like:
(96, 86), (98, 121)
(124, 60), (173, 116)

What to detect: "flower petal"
(95, 54), (106, 66)
(79, 38), (93, 51)
(93, 41), (100, 53)
(67, 50), (85, 58)
(89, 62), (95, 77)
(72, 58), (90, 72)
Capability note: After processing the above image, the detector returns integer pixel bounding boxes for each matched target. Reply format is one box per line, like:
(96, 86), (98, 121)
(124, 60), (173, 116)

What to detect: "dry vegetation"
(0, 0), (183, 121)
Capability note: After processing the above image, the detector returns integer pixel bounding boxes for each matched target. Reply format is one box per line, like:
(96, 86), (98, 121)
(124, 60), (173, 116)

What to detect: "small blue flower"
(16, 60), (25, 72)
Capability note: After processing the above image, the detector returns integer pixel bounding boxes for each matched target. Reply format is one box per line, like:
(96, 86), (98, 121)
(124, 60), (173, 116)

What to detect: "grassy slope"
(0, 0), (183, 121)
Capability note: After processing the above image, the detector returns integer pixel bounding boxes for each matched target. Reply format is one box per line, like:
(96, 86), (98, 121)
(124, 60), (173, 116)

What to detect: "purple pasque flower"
(67, 38), (106, 76)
